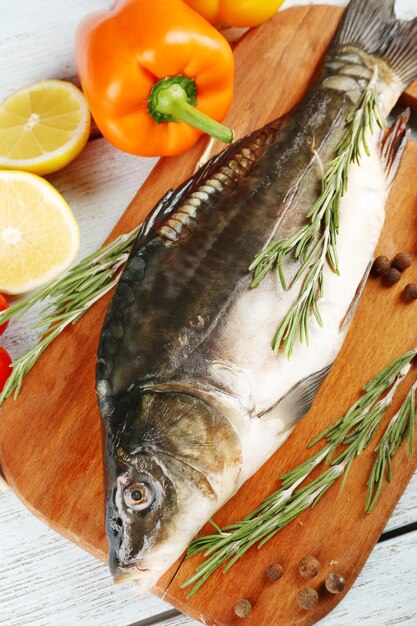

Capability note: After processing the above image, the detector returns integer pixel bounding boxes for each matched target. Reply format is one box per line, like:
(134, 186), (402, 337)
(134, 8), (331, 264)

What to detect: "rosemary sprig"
(308, 349), (417, 454)
(250, 75), (385, 357)
(182, 348), (416, 597)
(0, 79), (386, 404)
(0, 227), (140, 406)
(366, 381), (417, 513)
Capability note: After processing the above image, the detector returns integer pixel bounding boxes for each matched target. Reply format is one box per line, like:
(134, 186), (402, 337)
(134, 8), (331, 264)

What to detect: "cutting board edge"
(158, 451), (417, 626)
(0, 456), (108, 564)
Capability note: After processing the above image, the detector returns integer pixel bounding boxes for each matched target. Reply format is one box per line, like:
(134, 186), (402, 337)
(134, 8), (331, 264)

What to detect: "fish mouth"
(113, 565), (149, 585)
(112, 560), (170, 594)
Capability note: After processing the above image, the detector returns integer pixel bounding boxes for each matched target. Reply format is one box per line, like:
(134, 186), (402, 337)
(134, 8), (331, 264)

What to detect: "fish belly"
(209, 133), (387, 485)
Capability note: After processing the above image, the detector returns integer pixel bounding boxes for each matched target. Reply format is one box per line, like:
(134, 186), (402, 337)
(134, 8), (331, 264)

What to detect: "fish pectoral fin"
(380, 109), (411, 188)
(261, 365), (333, 425)
(209, 361), (256, 413)
(339, 260), (373, 333)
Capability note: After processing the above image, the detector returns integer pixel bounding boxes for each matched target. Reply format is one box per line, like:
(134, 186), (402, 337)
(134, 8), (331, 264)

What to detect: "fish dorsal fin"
(154, 129), (276, 244)
(261, 365), (332, 425)
(128, 149), (237, 255)
(339, 260), (373, 333)
(380, 109), (411, 188)
(129, 126), (276, 253)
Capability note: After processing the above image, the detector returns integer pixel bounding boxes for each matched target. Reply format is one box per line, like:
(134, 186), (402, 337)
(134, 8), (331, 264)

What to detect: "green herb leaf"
(366, 380), (417, 513)
(0, 228), (141, 406)
(250, 75), (385, 358)
(183, 347), (416, 597)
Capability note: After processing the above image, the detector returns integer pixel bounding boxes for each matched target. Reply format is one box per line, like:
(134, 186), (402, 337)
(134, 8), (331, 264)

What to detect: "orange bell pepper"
(76, 0), (234, 157)
(183, 0), (284, 28)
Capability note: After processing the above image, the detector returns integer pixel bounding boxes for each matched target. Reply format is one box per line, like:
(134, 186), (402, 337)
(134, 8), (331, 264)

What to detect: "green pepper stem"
(164, 94), (233, 144)
(147, 76), (233, 144)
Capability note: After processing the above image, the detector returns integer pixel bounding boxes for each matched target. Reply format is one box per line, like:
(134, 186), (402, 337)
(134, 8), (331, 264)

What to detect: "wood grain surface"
(2, 485), (417, 626)
(1, 5), (417, 626)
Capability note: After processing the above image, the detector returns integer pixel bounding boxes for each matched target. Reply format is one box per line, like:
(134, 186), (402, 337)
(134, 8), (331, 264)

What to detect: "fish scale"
(101, 93), (350, 393)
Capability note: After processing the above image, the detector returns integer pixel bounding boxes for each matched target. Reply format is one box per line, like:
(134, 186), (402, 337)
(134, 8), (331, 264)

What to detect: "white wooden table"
(1, 1), (417, 625)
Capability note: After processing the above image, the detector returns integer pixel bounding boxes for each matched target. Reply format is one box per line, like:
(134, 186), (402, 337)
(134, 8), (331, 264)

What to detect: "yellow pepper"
(183, 0), (285, 27)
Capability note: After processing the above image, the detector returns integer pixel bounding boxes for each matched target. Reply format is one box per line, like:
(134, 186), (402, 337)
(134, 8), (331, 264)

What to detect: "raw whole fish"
(96, 0), (417, 593)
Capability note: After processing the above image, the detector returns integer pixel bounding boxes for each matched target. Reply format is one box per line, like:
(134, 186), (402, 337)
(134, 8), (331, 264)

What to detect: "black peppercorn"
(298, 555), (320, 579)
(234, 599), (252, 618)
(325, 573), (346, 594)
(267, 563), (284, 580)
(296, 587), (318, 610)
(392, 252), (412, 272)
(382, 267), (401, 286)
(404, 283), (417, 302)
(371, 255), (390, 277)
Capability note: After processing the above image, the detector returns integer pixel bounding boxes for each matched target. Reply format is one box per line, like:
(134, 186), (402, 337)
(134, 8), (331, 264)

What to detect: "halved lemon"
(0, 80), (90, 175)
(0, 170), (80, 294)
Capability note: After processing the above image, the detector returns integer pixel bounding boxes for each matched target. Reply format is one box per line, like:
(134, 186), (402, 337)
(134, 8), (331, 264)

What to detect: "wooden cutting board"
(1, 5), (417, 626)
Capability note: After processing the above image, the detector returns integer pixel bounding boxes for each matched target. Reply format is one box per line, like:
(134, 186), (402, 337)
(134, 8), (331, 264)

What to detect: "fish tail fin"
(380, 108), (411, 186)
(331, 0), (417, 87)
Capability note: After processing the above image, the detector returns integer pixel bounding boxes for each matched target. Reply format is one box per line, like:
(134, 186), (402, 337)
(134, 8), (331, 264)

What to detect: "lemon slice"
(0, 170), (80, 294)
(0, 80), (90, 175)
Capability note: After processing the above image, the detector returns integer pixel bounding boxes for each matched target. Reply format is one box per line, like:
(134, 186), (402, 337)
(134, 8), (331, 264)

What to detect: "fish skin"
(100, 88), (348, 394)
(97, 0), (417, 593)
(98, 88), (351, 589)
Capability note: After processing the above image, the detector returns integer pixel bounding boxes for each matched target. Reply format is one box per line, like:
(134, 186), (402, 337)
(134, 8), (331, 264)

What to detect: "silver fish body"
(97, 0), (417, 593)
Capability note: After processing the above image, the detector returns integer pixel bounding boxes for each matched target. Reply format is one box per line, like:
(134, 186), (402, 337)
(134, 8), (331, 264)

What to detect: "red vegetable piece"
(0, 294), (9, 336)
(0, 346), (12, 392)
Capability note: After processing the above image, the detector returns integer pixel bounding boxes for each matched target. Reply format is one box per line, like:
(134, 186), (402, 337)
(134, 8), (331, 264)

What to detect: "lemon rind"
(0, 80), (90, 175)
(0, 170), (80, 295)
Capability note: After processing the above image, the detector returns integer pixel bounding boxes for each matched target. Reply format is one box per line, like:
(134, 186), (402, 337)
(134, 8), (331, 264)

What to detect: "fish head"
(106, 446), (177, 593)
(103, 389), (242, 594)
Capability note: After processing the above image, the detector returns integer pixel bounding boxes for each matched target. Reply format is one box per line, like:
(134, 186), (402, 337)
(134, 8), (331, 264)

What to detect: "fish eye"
(124, 482), (154, 512)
